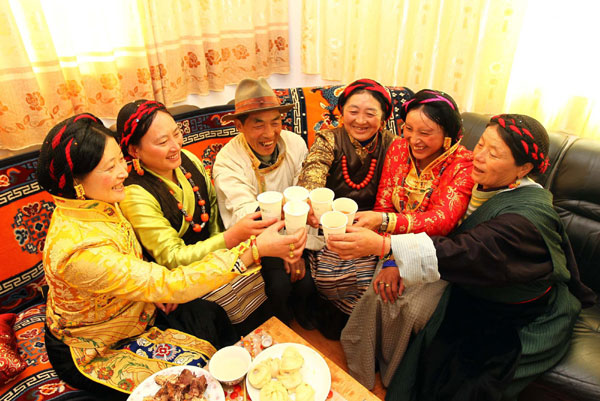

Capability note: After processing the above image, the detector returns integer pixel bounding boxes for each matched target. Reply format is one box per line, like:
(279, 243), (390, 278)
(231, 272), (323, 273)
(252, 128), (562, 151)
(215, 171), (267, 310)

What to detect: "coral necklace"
(342, 156), (377, 190)
(342, 132), (379, 190)
(397, 153), (455, 212)
(169, 165), (209, 233)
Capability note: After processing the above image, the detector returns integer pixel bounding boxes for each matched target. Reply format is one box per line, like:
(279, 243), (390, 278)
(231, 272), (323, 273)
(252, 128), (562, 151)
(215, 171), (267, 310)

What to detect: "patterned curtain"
(302, 0), (600, 140)
(0, 0), (289, 151)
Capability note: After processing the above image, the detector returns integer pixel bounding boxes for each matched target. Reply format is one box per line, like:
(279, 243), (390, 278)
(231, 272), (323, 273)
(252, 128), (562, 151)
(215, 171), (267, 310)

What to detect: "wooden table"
(256, 317), (380, 401)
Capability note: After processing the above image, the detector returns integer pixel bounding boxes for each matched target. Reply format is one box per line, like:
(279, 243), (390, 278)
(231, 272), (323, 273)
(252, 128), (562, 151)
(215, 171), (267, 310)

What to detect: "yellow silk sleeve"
(56, 240), (244, 304)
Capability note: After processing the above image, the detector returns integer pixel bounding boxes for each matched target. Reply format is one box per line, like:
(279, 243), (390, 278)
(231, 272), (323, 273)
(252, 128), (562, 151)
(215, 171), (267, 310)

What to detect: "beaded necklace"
(168, 165), (208, 233)
(396, 151), (455, 212)
(341, 131), (379, 190)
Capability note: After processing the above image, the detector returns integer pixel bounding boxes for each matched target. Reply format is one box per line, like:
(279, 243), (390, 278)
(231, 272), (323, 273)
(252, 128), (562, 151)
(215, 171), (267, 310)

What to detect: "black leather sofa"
(461, 112), (600, 401)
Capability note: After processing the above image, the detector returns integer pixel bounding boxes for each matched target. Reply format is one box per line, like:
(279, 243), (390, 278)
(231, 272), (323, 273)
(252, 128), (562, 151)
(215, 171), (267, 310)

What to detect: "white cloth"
(213, 130), (308, 228)
(391, 232), (440, 287)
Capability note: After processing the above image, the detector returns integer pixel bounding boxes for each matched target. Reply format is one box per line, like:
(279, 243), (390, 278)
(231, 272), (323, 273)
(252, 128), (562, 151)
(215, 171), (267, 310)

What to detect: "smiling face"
(403, 106), (445, 168)
(472, 125), (533, 189)
(78, 137), (128, 203)
(341, 91), (384, 142)
(236, 109), (283, 156)
(128, 111), (183, 182)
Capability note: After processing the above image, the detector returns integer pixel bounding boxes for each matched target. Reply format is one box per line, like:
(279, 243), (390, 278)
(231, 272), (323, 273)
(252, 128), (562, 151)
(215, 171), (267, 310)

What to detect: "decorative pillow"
(0, 313), (27, 384)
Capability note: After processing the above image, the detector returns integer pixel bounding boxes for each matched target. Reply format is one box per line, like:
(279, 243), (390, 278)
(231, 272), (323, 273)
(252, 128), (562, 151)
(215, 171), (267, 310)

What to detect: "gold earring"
(74, 184), (85, 200)
(443, 137), (452, 150)
(509, 178), (521, 189)
(132, 158), (144, 175)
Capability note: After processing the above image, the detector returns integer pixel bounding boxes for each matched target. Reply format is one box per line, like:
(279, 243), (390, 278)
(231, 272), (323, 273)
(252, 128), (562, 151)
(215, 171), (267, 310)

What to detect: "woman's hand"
(224, 211), (277, 248)
(284, 258), (307, 283)
(326, 226), (382, 259)
(372, 268), (405, 303)
(306, 200), (320, 228)
(154, 302), (178, 314)
(353, 211), (383, 231)
(256, 220), (307, 264)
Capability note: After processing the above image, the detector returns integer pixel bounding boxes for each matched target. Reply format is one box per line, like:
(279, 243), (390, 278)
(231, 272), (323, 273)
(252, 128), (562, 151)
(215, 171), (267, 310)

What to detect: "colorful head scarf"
(337, 78), (393, 121)
(490, 114), (550, 174)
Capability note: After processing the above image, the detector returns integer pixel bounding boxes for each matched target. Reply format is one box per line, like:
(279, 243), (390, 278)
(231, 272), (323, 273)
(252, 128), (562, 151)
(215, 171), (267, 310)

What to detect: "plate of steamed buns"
(246, 343), (331, 401)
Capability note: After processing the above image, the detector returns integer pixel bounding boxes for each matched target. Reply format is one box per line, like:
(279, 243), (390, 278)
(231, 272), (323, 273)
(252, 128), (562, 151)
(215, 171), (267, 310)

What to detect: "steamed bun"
(295, 383), (315, 401)
(248, 362), (271, 389)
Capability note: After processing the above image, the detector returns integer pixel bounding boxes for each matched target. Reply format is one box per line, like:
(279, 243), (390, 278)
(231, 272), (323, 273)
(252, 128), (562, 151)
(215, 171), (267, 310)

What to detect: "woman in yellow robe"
(37, 113), (306, 398)
(118, 100), (275, 335)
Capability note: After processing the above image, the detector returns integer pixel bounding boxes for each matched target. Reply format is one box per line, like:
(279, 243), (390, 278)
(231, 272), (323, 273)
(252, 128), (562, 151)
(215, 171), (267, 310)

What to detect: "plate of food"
(127, 365), (225, 401)
(246, 342), (331, 401)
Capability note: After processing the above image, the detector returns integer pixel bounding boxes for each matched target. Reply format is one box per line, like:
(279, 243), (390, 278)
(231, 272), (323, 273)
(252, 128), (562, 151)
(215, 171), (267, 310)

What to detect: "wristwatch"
(380, 212), (389, 232)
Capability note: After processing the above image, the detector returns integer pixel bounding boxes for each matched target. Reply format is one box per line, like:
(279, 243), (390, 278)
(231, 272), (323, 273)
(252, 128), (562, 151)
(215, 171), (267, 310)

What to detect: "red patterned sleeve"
(394, 148), (474, 235)
(374, 138), (405, 213)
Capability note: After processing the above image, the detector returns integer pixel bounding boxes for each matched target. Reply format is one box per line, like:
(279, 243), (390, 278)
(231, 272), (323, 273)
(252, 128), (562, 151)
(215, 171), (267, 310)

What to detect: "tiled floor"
(289, 320), (386, 400)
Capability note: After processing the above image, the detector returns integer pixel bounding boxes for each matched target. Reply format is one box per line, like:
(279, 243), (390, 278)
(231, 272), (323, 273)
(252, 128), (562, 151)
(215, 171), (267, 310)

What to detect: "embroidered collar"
(52, 195), (123, 222)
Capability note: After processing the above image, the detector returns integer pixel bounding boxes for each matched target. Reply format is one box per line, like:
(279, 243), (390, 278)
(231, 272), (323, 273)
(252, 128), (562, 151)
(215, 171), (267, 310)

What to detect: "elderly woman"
(296, 78), (398, 336)
(298, 87), (473, 339)
(118, 100), (274, 335)
(333, 114), (595, 400)
(38, 114), (306, 398)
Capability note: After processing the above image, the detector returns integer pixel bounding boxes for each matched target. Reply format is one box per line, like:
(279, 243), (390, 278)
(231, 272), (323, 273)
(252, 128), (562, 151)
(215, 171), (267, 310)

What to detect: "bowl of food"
(208, 345), (252, 386)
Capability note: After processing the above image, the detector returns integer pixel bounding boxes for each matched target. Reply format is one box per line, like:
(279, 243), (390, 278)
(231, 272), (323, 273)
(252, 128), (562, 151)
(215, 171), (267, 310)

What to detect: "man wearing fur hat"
(213, 77), (315, 328)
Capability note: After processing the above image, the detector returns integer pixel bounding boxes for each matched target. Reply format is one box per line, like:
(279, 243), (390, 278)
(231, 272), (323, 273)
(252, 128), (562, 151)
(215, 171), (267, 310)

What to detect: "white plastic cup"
(332, 197), (358, 226)
(257, 191), (283, 221)
(283, 200), (310, 234)
(309, 187), (335, 221)
(283, 186), (310, 203)
(320, 211), (347, 241)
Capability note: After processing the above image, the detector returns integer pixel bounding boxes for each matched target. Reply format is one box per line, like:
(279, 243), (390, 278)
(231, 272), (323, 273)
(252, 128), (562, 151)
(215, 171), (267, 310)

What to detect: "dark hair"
(400, 89), (462, 144)
(117, 99), (169, 158)
(337, 78), (393, 121)
(489, 114), (550, 175)
(236, 113), (250, 125)
(37, 113), (117, 198)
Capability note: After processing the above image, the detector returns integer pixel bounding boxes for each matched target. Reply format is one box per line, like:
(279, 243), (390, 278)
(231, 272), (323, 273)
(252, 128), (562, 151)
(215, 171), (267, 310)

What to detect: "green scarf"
(454, 185), (571, 303)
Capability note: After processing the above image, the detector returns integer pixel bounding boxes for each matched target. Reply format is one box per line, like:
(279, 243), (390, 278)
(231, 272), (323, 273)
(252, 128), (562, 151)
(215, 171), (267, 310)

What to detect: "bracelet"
(380, 212), (389, 232)
(387, 213), (398, 233)
(384, 237), (393, 259)
(250, 235), (261, 266)
(380, 233), (390, 259)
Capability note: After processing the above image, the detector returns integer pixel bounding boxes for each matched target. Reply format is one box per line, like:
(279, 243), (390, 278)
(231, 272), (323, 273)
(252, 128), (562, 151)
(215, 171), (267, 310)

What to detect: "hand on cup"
(353, 211), (383, 231)
(256, 220), (307, 263)
(326, 225), (380, 259)
(224, 211), (276, 248)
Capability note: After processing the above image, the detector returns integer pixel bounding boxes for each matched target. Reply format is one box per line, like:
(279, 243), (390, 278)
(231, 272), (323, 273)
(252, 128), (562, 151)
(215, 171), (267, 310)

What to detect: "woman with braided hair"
(366, 114), (594, 400)
(38, 113), (306, 398)
(117, 100), (277, 335)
